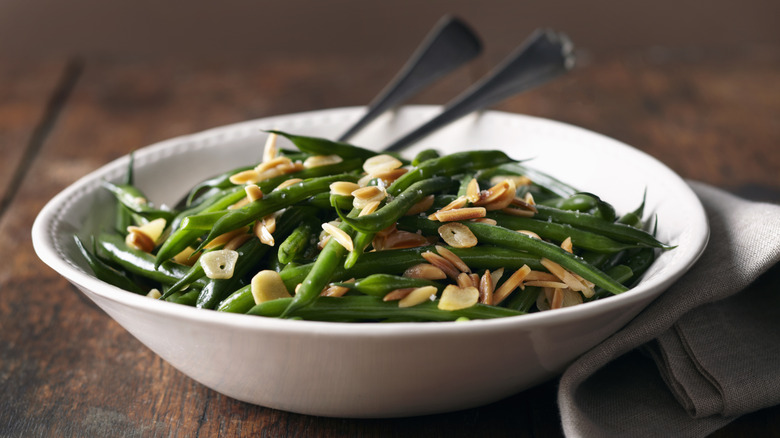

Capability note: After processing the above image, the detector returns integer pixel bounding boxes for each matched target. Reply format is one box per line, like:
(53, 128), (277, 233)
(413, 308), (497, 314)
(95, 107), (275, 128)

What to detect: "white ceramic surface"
(32, 106), (709, 418)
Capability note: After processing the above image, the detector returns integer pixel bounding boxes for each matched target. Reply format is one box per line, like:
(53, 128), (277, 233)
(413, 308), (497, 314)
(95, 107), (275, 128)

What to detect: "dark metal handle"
(338, 15), (482, 142)
(382, 29), (575, 152)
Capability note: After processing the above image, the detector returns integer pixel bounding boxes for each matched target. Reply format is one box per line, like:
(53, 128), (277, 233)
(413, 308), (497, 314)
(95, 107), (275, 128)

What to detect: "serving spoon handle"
(337, 15), (482, 142)
(381, 29), (575, 152)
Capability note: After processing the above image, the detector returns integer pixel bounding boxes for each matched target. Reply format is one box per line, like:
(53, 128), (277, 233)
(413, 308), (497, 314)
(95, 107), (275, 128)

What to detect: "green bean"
(250, 296), (523, 321)
(339, 274), (441, 297)
(155, 187), (248, 265)
(216, 284), (254, 313)
(411, 149), (440, 166)
(458, 221), (628, 294)
(165, 289), (200, 306)
(533, 205), (671, 249)
(196, 237), (269, 309)
(478, 162), (578, 199)
(277, 220), (317, 265)
(184, 165), (254, 207)
(197, 173), (357, 252)
(102, 180), (175, 223)
(386, 150), (514, 195)
(268, 130), (378, 161)
(96, 233), (208, 287)
(487, 212), (640, 253)
(282, 209), (360, 316)
(73, 235), (146, 294)
(336, 177), (455, 233)
(115, 154), (135, 232)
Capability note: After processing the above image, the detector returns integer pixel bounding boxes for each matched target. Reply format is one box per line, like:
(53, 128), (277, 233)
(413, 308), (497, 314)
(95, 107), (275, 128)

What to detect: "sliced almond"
(147, 288), (162, 299)
(398, 286), (437, 308)
(262, 132), (278, 163)
(403, 263), (447, 280)
(330, 181), (361, 196)
(551, 288), (564, 309)
(228, 197), (251, 210)
(229, 169), (261, 185)
(510, 196), (538, 213)
(524, 280), (569, 289)
(359, 200), (381, 217)
(204, 226), (249, 250)
(431, 207), (486, 222)
(466, 178), (480, 203)
(525, 271), (560, 282)
(471, 217), (497, 226)
(479, 270), (494, 305)
(493, 264), (532, 305)
(383, 288), (415, 301)
(224, 233), (252, 251)
(539, 258), (593, 296)
(363, 154), (403, 175)
(438, 285), (479, 311)
(372, 168), (408, 184)
(434, 245), (470, 273)
(560, 237), (574, 253)
(501, 207), (536, 217)
(352, 186), (386, 209)
(251, 270), (292, 304)
(256, 156), (292, 173)
(274, 178), (303, 191)
(244, 184), (264, 202)
(438, 222), (478, 248)
(384, 230), (429, 249)
(405, 195), (435, 216)
(303, 154), (343, 168)
(421, 251), (460, 280)
(321, 222), (354, 252)
(457, 272), (474, 288)
(173, 246), (199, 266)
(254, 221), (275, 246)
(439, 196), (469, 212)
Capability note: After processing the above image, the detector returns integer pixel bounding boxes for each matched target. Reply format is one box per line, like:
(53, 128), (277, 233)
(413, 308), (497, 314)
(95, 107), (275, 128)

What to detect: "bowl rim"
(31, 105), (710, 337)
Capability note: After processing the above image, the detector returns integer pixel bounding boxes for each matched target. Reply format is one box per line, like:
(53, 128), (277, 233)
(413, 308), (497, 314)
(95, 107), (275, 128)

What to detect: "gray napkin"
(558, 181), (780, 437)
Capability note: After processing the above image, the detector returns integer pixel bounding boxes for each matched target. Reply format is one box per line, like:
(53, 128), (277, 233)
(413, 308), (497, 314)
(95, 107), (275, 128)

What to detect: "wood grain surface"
(1, 47), (778, 437)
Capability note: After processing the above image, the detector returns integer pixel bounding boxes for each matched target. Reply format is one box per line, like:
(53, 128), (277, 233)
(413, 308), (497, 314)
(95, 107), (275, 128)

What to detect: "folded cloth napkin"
(558, 181), (780, 437)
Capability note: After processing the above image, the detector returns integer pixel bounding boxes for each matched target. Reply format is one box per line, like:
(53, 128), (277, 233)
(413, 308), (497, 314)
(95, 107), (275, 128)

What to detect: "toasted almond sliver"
(440, 196), (469, 212)
(516, 229), (542, 239)
(405, 195), (435, 216)
(403, 263), (447, 280)
(456, 272), (473, 288)
(525, 271), (559, 282)
(229, 169), (261, 185)
(262, 132), (278, 163)
(510, 196), (539, 213)
(470, 273), (480, 288)
(130, 218), (167, 244)
(540, 258), (591, 294)
(432, 207), (486, 222)
(147, 288), (162, 299)
(438, 222), (478, 248)
(474, 180), (509, 206)
(421, 251), (460, 280)
(524, 280), (569, 289)
(501, 207), (536, 217)
(321, 284), (351, 297)
(359, 200), (381, 217)
(303, 154), (343, 168)
(479, 270), (494, 305)
(438, 285), (479, 311)
(251, 270), (291, 304)
(562, 289), (584, 307)
(125, 229), (155, 253)
(274, 178), (303, 191)
(205, 227), (249, 250)
(254, 221), (275, 246)
(263, 214), (277, 234)
(493, 264), (532, 305)
(352, 186), (386, 209)
(330, 181), (361, 196)
(384, 230), (429, 249)
(321, 222), (354, 252)
(551, 288), (564, 309)
(228, 197), (251, 210)
(398, 286), (438, 308)
(383, 288), (415, 302)
(201, 249), (239, 279)
(363, 154), (403, 175)
(466, 178), (480, 203)
(471, 217), (497, 226)
(173, 246), (199, 266)
(224, 233), (252, 251)
(434, 245), (470, 273)
(483, 179), (516, 211)
(490, 267), (505, 286)
(256, 156), (292, 173)
(244, 184), (264, 202)
(371, 234), (387, 251)
(524, 192), (536, 205)
(372, 168), (408, 183)
(561, 237), (574, 253)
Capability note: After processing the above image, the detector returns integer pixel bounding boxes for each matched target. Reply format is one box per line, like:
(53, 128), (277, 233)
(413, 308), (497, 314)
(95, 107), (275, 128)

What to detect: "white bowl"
(32, 106), (708, 418)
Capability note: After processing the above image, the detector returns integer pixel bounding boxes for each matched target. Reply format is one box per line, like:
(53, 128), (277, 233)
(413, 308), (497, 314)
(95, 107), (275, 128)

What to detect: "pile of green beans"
(76, 130), (671, 322)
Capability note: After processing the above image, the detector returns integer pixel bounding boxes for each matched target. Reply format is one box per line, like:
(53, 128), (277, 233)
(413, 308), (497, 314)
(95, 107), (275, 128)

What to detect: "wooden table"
(2, 47), (779, 436)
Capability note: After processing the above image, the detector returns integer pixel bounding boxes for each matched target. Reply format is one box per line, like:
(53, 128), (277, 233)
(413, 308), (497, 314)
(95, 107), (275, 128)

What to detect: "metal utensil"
(382, 29), (575, 152)
(337, 15), (482, 142)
